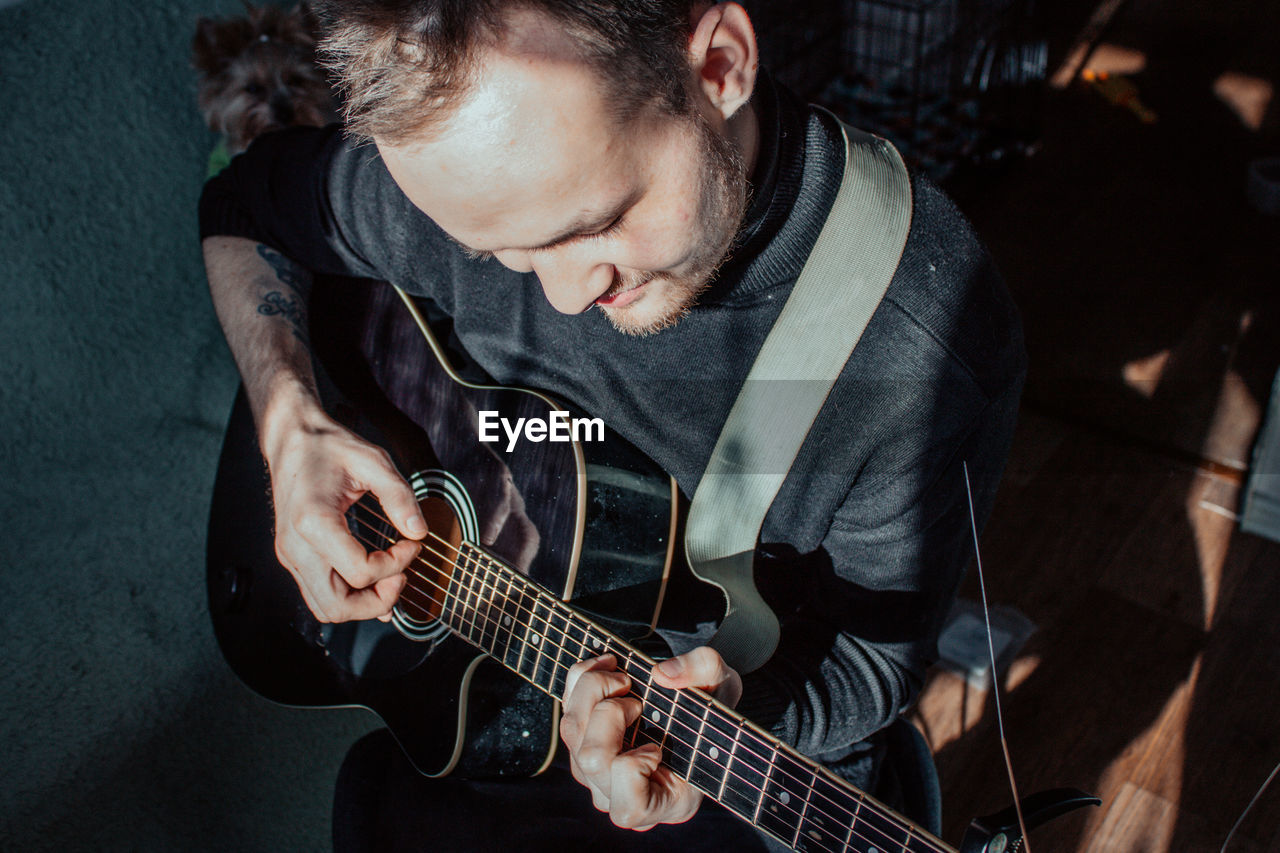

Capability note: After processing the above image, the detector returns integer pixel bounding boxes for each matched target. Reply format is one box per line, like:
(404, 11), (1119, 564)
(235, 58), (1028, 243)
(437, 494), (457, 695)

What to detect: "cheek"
(619, 201), (704, 271)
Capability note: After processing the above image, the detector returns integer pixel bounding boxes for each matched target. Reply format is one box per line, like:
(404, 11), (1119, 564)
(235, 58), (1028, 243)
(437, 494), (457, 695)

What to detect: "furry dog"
(192, 3), (337, 169)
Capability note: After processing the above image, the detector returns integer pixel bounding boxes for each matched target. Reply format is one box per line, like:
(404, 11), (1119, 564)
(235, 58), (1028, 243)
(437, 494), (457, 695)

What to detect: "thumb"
(654, 647), (743, 707)
(352, 451), (427, 540)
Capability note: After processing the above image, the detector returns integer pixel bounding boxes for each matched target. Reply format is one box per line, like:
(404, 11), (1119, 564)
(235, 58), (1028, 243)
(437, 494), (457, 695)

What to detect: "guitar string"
(349, 514), (927, 853)
(344, 512), (847, 843)
(348, 505), (950, 853)
(347, 504), (949, 853)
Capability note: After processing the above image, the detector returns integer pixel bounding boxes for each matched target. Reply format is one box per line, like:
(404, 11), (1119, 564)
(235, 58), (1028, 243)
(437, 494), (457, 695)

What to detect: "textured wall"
(0, 1), (376, 849)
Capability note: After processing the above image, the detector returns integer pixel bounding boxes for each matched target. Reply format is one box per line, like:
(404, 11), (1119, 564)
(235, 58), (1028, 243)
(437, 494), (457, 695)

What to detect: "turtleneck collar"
(700, 70), (836, 306)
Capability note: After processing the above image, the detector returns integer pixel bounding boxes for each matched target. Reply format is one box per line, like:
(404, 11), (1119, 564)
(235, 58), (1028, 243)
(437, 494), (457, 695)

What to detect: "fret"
(791, 764), (816, 851)
(508, 583), (536, 676)
(543, 604), (573, 698)
(683, 694), (735, 799)
(467, 552), (500, 654)
(719, 720), (771, 823)
(440, 549), (469, 631)
(753, 742), (778, 827)
(802, 771), (861, 853)
(639, 682), (684, 774)
(520, 597), (553, 686)
(458, 551), (484, 645)
(756, 749), (813, 848)
(493, 572), (520, 668)
(842, 792), (862, 852)
(527, 597), (549, 685)
(844, 792), (912, 853)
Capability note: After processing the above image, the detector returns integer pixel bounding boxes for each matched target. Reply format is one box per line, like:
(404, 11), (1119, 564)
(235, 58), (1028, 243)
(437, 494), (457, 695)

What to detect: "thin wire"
(1220, 758), (1279, 853)
(347, 500), (954, 853)
(963, 462), (1031, 853)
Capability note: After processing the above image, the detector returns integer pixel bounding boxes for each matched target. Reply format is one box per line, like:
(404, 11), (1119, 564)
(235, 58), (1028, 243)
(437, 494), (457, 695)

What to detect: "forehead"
(375, 17), (657, 250)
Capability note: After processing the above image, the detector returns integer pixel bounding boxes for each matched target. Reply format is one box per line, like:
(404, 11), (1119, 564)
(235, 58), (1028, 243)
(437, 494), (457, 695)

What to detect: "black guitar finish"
(207, 278), (677, 777)
(206, 278), (1100, 849)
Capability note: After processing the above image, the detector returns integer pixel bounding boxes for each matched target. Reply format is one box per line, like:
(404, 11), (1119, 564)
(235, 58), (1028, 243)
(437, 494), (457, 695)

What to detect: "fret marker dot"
(869, 848), (879, 853)
(808, 831), (822, 842)
(650, 710), (660, 723)
(521, 730), (529, 738)
(503, 616), (512, 626)
(709, 747), (719, 760)
(531, 633), (540, 645)
(593, 637), (603, 649)
(779, 791), (791, 805)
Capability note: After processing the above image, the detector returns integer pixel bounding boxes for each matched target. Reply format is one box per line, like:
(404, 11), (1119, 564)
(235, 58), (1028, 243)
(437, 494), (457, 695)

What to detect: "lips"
(595, 275), (652, 308)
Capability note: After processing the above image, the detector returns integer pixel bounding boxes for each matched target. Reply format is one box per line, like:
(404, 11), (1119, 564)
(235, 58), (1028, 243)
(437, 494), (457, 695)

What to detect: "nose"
(524, 249), (616, 315)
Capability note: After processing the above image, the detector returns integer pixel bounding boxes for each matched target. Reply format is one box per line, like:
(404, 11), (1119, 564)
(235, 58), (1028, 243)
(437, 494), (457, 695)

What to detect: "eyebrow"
(453, 192), (638, 257)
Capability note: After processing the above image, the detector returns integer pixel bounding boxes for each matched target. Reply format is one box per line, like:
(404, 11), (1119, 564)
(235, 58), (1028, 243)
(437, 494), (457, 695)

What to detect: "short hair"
(313, 0), (700, 144)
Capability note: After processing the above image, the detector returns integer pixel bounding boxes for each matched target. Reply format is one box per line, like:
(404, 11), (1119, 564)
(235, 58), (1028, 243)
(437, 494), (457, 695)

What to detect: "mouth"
(594, 274), (654, 309)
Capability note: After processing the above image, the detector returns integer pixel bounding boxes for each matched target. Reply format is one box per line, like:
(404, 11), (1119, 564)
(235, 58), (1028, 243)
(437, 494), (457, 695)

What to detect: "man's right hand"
(204, 236), (427, 624)
(264, 400), (428, 623)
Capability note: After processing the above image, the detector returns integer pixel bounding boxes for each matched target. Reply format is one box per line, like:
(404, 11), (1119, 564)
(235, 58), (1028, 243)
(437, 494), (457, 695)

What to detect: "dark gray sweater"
(200, 77), (1026, 781)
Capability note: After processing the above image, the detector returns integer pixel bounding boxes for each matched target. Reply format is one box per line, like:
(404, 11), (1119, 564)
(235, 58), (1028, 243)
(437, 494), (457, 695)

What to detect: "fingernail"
(406, 516), (427, 536)
(657, 657), (683, 678)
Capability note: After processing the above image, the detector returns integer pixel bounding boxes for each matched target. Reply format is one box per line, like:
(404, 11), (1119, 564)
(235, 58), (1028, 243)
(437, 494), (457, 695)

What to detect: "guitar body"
(207, 278), (678, 777)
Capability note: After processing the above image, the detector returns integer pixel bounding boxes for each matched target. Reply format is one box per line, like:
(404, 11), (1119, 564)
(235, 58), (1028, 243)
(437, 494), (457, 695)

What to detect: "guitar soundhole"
(402, 495), (464, 621)
(387, 469), (480, 644)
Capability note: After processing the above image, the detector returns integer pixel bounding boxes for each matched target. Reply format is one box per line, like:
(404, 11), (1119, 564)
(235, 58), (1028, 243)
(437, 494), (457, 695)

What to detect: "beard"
(596, 112), (750, 336)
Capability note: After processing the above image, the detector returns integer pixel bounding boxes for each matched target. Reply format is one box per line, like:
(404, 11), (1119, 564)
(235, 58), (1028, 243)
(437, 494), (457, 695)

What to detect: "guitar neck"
(439, 541), (952, 853)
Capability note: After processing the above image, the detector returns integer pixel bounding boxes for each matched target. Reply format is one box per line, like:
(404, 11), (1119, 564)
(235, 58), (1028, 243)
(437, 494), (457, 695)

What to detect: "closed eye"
(530, 215), (625, 256)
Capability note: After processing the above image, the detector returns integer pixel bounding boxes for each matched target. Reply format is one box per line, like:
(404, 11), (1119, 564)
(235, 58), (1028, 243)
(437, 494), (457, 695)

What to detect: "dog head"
(192, 3), (337, 154)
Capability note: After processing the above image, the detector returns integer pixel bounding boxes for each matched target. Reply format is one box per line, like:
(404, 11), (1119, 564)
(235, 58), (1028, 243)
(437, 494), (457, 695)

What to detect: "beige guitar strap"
(684, 117), (913, 674)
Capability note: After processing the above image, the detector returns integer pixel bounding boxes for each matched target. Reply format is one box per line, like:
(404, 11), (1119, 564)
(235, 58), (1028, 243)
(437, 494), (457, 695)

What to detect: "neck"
(729, 100), (761, 184)
(427, 539), (949, 853)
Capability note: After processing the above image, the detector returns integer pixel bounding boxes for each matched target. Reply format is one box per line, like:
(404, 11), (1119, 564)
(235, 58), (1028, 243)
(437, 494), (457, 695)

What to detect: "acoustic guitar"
(206, 277), (1095, 852)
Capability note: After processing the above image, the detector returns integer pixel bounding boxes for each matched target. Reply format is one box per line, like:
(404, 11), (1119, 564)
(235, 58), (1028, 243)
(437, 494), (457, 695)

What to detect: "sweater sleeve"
(735, 369), (1024, 758)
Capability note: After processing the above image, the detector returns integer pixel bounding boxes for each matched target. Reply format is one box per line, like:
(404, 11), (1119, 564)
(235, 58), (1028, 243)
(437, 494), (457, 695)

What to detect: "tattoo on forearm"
(255, 244), (312, 344)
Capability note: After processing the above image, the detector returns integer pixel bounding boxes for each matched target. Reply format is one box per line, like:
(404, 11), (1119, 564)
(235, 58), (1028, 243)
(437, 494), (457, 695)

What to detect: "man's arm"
(202, 235), (427, 623)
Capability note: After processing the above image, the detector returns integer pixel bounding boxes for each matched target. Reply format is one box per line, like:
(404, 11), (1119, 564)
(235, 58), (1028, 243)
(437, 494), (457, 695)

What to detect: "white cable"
(964, 461), (1032, 853)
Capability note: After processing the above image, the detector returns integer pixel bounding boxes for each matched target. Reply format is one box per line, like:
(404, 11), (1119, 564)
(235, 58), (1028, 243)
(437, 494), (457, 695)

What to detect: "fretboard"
(440, 542), (952, 853)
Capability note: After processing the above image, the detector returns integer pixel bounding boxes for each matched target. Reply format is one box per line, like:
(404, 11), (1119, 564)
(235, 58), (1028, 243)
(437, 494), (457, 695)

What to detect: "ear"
(191, 18), (229, 72)
(687, 3), (758, 121)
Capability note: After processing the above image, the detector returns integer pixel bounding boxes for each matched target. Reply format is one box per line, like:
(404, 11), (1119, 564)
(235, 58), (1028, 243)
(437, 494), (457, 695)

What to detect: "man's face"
(376, 17), (749, 336)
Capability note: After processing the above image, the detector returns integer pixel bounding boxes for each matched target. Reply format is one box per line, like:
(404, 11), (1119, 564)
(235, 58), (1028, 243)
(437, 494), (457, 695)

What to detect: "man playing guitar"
(199, 1), (1026, 848)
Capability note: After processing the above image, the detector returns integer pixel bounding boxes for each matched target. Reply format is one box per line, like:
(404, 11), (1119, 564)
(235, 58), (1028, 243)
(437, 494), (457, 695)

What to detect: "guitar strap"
(684, 115), (912, 674)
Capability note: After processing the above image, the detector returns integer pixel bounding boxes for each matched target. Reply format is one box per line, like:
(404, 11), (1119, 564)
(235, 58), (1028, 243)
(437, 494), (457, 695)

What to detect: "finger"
(296, 509), (391, 589)
(575, 694), (642, 800)
(607, 743), (681, 830)
(349, 449), (427, 541)
(562, 654), (619, 711)
(303, 508), (419, 592)
(568, 751), (612, 812)
(328, 567), (407, 622)
(285, 564), (332, 623)
(278, 539), (338, 622)
(562, 663), (631, 756)
(652, 646), (743, 707)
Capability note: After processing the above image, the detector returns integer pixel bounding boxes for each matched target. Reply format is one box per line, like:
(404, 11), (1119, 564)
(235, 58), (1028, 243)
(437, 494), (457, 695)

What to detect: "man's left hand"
(560, 646), (743, 831)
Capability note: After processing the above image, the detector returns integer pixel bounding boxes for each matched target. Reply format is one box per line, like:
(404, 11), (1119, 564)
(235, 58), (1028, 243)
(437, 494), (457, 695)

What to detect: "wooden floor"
(915, 0), (1280, 849)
